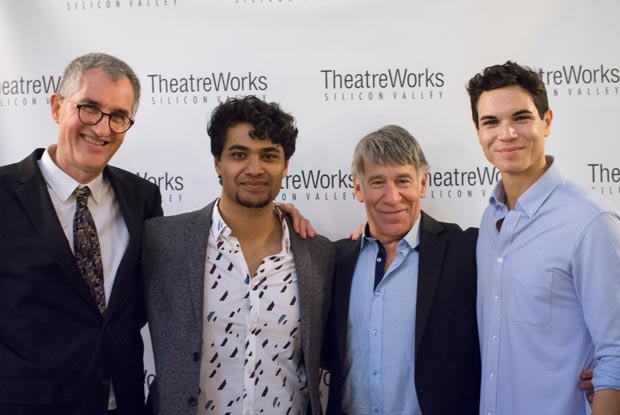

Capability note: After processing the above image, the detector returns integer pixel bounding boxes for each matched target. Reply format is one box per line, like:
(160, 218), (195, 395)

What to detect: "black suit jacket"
(325, 212), (480, 415)
(0, 149), (162, 415)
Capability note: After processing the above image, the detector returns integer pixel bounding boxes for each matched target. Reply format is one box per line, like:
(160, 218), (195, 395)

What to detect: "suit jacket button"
(187, 396), (198, 406)
(193, 352), (201, 362)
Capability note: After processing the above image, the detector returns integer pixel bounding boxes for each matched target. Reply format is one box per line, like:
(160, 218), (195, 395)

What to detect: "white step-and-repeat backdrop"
(2, 0), (619, 399)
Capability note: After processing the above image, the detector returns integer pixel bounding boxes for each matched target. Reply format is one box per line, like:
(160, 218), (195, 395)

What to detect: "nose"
(245, 155), (264, 175)
(382, 181), (402, 203)
(498, 121), (517, 140)
(91, 115), (112, 136)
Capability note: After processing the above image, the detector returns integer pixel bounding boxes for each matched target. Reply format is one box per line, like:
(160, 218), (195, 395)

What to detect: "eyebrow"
(513, 109), (534, 117)
(367, 173), (413, 181)
(225, 144), (282, 153)
(81, 98), (131, 116)
(479, 109), (534, 122)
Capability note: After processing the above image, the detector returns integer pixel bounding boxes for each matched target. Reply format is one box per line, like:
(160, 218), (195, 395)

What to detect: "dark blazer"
(325, 211), (480, 415)
(143, 201), (334, 415)
(0, 149), (162, 415)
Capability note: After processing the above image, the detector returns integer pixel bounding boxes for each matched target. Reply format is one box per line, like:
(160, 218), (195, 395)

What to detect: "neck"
(48, 144), (101, 184)
(501, 158), (549, 210)
(217, 197), (280, 240)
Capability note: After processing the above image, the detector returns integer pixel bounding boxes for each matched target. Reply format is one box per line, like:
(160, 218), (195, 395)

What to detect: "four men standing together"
(0, 52), (619, 415)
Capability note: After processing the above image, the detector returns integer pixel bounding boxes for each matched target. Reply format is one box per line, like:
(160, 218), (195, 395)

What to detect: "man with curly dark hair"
(143, 96), (334, 415)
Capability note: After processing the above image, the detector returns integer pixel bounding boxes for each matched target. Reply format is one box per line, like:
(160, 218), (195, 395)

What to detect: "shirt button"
(376, 257), (382, 263)
(372, 330), (378, 335)
(372, 370), (378, 375)
(497, 257), (504, 263)
(374, 291), (380, 297)
(489, 372), (495, 380)
(492, 335), (497, 341)
(494, 295), (499, 302)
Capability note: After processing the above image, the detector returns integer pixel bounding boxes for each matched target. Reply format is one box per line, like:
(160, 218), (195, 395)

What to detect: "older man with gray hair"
(324, 125), (481, 415)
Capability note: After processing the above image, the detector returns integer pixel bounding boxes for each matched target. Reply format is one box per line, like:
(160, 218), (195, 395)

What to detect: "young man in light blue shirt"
(467, 61), (620, 415)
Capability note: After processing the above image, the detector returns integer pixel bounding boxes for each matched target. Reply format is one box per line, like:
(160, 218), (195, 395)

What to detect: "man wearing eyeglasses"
(0, 52), (162, 415)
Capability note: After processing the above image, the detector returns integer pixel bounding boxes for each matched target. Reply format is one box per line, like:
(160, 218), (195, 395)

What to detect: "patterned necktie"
(73, 186), (106, 314)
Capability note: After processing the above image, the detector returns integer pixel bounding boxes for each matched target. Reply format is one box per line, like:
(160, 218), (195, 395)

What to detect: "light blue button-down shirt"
(342, 219), (421, 415)
(477, 156), (620, 415)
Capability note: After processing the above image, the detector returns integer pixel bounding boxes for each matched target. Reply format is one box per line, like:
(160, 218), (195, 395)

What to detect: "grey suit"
(143, 200), (334, 415)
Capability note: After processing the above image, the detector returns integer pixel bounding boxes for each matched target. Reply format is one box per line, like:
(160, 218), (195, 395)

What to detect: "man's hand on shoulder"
(275, 202), (316, 239)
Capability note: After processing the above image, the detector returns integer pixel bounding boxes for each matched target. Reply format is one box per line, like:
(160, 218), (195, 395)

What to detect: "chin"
(237, 198), (272, 209)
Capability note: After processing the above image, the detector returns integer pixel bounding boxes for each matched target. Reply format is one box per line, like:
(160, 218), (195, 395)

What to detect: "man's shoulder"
(422, 211), (478, 240)
(289, 230), (334, 255)
(439, 222), (479, 240)
(105, 164), (159, 191)
(0, 149), (41, 179)
(146, 203), (214, 228)
(558, 177), (617, 215)
(332, 237), (360, 257)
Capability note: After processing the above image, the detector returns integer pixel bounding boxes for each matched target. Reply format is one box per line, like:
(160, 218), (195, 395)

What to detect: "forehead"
(71, 69), (135, 112)
(477, 85), (536, 115)
(224, 122), (282, 151)
(361, 160), (419, 179)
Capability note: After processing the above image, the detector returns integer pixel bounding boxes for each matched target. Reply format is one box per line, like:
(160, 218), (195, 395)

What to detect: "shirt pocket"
(510, 271), (552, 326)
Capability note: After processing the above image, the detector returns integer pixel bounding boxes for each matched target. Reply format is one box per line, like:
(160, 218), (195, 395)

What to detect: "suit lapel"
(186, 204), (213, 325)
(14, 150), (100, 314)
(333, 239), (361, 366)
(415, 212), (446, 359)
(286, 218), (320, 368)
(104, 167), (141, 316)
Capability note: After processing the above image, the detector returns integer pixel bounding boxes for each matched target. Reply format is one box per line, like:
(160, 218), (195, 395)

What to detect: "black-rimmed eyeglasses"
(66, 100), (135, 134)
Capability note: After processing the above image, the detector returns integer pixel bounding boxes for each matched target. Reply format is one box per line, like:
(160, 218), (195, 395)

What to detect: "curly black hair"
(207, 95), (298, 160)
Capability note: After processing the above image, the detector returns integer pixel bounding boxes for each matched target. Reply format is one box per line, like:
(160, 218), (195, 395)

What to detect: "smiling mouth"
(241, 182), (268, 191)
(82, 134), (107, 146)
(497, 147), (523, 153)
(381, 210), (406, 216)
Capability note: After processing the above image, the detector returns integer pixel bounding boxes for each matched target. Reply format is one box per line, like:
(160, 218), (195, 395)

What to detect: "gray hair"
(58, 52), (141, 116)
(351, 124), (429, 178)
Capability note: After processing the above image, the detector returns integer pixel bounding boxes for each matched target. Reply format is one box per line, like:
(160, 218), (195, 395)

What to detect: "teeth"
(82, 135), (105, 146)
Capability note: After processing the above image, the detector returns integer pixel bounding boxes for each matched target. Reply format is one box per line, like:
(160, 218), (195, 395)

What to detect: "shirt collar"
(490, 155), (564, 218)
(361, 215), (421, 251)
(211, 199), (292, 253)
(211, 199), (232, 240)
(39, 145), (105, 204)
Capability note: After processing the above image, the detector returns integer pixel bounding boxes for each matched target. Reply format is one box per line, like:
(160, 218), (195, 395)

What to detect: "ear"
(282, 159), (289, 178)
(353, 176), (364, 203)
(419, 172), (429, 198)
(543, 109), (553, 137)
(214, 157), (222, 176)
(50, 93), (62, 124)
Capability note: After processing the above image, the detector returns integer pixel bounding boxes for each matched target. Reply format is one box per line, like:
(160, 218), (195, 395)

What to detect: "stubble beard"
(236, 194), (272, 209)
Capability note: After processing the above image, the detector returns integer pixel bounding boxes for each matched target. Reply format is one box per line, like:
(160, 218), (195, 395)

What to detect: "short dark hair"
(466, 61), (549, 129)
(207, 95), (298, 160)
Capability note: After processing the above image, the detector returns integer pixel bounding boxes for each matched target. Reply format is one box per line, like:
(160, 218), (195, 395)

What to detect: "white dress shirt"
(198, 202), (308, 415)
(38, 145), (129, 409)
